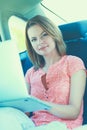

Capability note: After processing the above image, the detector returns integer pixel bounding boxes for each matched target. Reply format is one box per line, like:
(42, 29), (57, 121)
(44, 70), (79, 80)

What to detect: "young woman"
(25, 15), (86, 130)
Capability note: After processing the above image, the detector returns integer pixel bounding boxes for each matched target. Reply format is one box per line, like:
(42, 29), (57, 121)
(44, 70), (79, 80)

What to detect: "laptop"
(0, 40), (51, 112)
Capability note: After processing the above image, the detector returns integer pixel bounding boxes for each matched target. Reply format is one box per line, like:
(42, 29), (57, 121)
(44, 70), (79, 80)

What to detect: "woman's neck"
(43, 53), (61, 72)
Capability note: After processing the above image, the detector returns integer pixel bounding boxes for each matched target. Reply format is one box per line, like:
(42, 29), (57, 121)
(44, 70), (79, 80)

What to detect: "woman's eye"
(42, 32), (48, 37)
(31, 38), (37, 42)
(40, 32), (48, 39)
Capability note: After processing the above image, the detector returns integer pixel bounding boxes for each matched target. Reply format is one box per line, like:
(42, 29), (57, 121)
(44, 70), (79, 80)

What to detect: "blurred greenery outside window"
(8, 16), (27, 53)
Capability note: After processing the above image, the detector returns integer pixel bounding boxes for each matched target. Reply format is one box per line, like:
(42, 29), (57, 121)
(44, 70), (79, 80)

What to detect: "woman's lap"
(0, 108), (68, 130)
(0, 107), (35, 130)
(0, 107), (87, 130)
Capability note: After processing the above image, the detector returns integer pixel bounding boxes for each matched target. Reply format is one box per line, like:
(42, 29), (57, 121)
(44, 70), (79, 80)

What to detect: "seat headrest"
(59, 20), (87, 41)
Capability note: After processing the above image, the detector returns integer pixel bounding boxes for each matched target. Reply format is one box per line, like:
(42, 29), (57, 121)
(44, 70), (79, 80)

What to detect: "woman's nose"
(38, 37), (44, 45)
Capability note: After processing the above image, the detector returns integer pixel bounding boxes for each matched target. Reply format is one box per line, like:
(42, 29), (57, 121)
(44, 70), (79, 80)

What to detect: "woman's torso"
(25, 55), (86, 129)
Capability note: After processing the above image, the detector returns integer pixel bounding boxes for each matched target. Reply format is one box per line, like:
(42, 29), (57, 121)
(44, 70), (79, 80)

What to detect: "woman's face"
(27, 24), (56, 56)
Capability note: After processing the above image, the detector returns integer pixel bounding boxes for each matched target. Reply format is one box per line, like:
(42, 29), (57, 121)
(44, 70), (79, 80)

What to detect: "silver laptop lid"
(0, 40), (28, 102)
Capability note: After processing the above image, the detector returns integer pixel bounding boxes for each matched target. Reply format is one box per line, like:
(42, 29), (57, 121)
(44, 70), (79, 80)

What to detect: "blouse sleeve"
(25, 67), (34, 84)
(67, 56), (86, 77)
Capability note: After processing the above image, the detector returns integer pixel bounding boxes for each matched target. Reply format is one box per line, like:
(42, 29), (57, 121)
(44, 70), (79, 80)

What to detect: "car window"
(8, 16), (27, 53)
(41, 0), (87, 25)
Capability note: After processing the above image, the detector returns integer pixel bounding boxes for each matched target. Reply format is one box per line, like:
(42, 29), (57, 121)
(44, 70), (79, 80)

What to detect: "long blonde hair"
(25, 15), (66, 69)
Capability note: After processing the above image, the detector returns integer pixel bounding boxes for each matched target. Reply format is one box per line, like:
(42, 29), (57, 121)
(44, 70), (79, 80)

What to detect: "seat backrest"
(20, 51), (33, 75)
(59, 20), (87, 124)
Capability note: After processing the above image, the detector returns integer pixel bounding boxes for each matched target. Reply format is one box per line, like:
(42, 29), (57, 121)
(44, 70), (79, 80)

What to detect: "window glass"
(41, 0), (87, 25)
(8, 16), (27, 53)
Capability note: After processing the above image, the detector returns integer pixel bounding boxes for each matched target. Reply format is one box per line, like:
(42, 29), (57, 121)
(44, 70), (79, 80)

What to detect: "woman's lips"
(38, 45), (48, 50)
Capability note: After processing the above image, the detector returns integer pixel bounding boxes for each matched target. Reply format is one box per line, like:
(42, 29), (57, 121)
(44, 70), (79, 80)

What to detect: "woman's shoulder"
(66, 55), (84, 63)
(25, 66), (35, 76)
(62, 55), (84, 65)
(66, 55), (82, 60)
(59, 55), (84, 66)
(65, 55), (86, 75)
(25, 66), (36, 82)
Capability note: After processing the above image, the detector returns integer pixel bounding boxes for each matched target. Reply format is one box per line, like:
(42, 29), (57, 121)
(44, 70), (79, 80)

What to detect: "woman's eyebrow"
(31, 36), (36, 38)
(31, 31), (46, 39)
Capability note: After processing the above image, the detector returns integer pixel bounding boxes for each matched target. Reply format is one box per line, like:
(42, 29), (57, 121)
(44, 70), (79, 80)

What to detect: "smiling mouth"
(38, 45), (48, 50)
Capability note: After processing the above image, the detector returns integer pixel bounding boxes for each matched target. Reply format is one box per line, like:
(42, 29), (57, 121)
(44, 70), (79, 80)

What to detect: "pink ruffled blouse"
(25, 55), (86, 130)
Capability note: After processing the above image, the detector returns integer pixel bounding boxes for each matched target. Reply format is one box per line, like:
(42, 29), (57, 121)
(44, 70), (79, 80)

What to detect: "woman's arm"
(45, 69), (86, 119)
